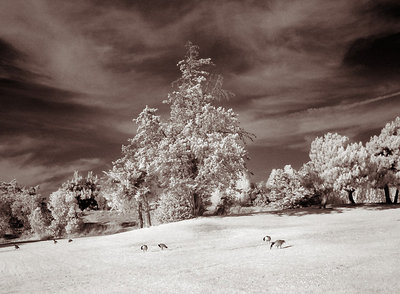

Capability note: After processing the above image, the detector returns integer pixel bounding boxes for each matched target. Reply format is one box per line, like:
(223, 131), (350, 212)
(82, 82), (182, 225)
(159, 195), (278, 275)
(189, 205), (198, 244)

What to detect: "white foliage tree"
(0, 180), (45, 236)
(235, 172), (252, 203)
(108, 42), (253, 223)
(154, 42), (253, 219)
(366, 117), (400, 203)
(48, 188), (82, 236)
(210, 172), (252, 216)
(266, 165), (311, 208)
(302, 133), (350, 207)
(299, 161), (333, 208)
(305, 133), (370, 205)
(105, 106), (163, 227)
(48, 171), (99, 236)
(332, 142), (369, 204)
(28, 206), (52, 238)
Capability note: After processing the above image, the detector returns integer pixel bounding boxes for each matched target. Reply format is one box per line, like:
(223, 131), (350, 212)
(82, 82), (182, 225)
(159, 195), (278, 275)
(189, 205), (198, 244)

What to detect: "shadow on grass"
(0, 217), (138, 249)
(210, 203), (400, 218)
(355, 203), (400, 211)
(0, 248), (18, 253)
(192, 223), (228, 234)
(0, 239), (42, 249)
(265, 207), (343, 217)
(214, 206), (345, 218)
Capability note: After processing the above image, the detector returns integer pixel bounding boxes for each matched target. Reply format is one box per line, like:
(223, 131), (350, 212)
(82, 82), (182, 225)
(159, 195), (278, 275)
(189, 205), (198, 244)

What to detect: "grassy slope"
(1, 206), (399, 293)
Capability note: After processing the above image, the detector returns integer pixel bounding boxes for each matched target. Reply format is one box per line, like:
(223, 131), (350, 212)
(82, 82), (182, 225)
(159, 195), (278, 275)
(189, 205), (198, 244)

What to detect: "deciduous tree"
(0, 180), (44, 236)
(48, 171), (100, 236)
(104, 107), (162, 227)
(266, 165), (312, 208)
(154, 42), (253, 219)
(305, 132), (370, 205)
(302, 133), (349, 206)
(366, 117), (400, 203)
(332, 142), (369, 204)
(107, 42), (253, 223)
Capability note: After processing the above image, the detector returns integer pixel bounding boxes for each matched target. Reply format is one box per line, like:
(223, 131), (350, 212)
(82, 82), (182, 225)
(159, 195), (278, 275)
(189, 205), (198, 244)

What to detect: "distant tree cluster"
(0, 171), (104, 239)
(266, 165), (314, 208)
(255, 117), (400, 208)
(49, 171), (103, 236)
(0, 180), (50, 238)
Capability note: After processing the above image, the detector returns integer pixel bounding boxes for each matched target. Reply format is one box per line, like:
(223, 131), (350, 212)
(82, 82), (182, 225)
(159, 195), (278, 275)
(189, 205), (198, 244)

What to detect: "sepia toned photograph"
(1, 1), (399, 293)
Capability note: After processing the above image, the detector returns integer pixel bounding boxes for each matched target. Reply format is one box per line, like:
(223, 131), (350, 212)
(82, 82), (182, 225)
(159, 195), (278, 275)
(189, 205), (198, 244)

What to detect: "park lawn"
(1, 205), (399, 293)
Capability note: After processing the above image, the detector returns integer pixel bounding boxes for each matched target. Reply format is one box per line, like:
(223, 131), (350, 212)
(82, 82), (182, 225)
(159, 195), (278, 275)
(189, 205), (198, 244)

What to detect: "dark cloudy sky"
(1, 0), (400, 196)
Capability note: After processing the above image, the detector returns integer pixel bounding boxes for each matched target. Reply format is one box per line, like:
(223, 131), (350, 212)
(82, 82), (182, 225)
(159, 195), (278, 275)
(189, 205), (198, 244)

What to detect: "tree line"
(1, 171), (106, 238)
(261, 120), (400, 209)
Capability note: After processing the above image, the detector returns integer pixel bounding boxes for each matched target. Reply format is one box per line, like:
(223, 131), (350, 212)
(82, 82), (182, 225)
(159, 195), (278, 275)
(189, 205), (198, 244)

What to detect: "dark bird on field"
(68, 239), (73, 243)
(53, 239), (57, 244)
(270, 240), (285, 249)
(14, 244), (20, 250)
(263, 235), (271, 243)
(158, 243), (168, 250)
(141, 245), (148, 252)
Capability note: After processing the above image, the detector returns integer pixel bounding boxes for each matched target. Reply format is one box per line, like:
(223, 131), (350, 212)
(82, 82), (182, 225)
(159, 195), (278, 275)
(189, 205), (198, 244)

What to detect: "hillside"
(1, 206), (399, 293)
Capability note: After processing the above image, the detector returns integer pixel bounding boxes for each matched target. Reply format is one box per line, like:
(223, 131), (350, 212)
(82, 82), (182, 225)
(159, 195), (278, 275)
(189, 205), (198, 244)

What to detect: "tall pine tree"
(107, 42), (253, 223)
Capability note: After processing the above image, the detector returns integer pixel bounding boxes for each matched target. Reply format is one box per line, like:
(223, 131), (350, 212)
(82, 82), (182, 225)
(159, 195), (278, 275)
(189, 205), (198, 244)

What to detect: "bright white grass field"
(1, 206), (399, 293)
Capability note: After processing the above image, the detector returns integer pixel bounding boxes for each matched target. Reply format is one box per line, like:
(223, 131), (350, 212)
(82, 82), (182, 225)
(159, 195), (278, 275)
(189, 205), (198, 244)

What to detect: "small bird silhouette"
(158, 243), (168, 250)
(14, 244), (20, 250)
(270, 240), (285, 249)
(141, 245), (148, 252)
(68, 239), (73, 243)
(53, 239), (58, 244)
(263, 235), (271, 243)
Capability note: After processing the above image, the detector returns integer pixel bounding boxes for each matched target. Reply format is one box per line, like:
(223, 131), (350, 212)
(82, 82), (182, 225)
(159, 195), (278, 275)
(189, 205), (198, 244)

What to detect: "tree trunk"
(320, 194), (327, 209)
(137, 202), (144, 228)
(143, 194), (151, 227)
(192, 193), (203, 216)
(347, 190), (356, 205)
(383, 184), (392, 204)
(394, 189), (399, 204)
(144, 211), (151, 227)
